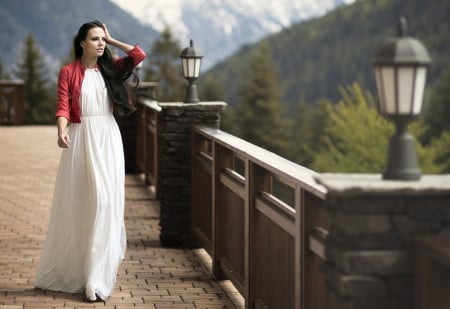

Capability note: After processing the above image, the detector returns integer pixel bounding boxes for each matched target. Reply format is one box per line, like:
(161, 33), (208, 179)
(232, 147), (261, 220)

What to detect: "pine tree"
(0, 59), (10, 79)
(15, 35), (53, 124)
(199, 75), (233, 132)
(144, 27), (185, 102)
(199, 75), (224, 102)
(290, 98), (332, 167)
(236, 42), (291, 157)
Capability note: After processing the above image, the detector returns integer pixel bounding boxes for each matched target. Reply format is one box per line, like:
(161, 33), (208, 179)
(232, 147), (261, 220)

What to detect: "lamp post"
(373, 17), (431, 181)
(179, 39), (203, 103)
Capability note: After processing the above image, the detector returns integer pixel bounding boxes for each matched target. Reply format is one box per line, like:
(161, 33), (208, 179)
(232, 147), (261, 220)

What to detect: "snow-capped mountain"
(110, 0), (355, 69)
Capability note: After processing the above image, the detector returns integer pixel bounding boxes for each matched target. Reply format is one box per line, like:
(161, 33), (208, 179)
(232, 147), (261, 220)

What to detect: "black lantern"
(179, 39), (203, 103)
(373, 17), (431, 180)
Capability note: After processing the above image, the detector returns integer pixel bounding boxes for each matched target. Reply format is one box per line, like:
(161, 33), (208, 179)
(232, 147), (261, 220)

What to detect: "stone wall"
(315, 174), (450, 309)
(157, 102), (226, 247)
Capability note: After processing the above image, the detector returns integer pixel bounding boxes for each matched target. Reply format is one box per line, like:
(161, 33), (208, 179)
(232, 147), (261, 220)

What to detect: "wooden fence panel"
(191, 134), (213, 253)
(145, 108), (155, 185)
(251, 195), (296, 308)
(214, 143), (246, 293)
(135, 103), (146, 173)
(304, 191), (328, 309)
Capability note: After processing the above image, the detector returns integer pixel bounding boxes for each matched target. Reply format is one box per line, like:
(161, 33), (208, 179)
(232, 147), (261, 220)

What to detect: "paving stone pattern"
(0, 126), (244, 309)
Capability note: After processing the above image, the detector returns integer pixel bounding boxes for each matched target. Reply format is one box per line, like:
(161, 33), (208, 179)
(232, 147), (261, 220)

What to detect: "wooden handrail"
(193, 125), (327, 198)
(191, 124), (329, 309)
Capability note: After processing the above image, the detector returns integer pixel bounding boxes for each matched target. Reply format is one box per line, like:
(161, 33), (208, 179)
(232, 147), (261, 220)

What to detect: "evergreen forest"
(198, 0), (450, 174)
(0, 0), (448, 175)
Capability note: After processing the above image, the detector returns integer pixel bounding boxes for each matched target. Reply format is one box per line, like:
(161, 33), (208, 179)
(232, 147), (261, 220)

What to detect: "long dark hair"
(73, 20), (137, 115)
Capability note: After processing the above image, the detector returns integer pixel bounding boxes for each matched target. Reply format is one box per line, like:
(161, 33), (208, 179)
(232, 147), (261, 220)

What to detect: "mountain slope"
(0, 0), (158, 77)
(110, 0), (355, 69)
(0, 0), (356, 78)
(203, 0), (450, 110)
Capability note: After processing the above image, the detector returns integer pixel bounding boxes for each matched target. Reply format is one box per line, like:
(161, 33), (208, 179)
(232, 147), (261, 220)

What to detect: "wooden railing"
(135, 98), (160, 193)
(132, 92), (330, 308)
(131, 89), (450, 309)
(191, 125), (329, 309)
(133, 82), (160, 195)
(0, 80), (25, 125)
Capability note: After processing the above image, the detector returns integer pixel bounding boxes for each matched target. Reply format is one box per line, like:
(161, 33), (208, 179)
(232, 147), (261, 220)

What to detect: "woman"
(36, 20), (146, 301)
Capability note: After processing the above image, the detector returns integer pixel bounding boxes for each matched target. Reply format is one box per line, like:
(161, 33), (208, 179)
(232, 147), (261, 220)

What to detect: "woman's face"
(80, 27), (106, 59)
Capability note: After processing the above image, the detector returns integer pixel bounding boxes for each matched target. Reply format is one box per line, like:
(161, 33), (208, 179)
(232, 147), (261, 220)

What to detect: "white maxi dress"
(36, 68), (126, 301)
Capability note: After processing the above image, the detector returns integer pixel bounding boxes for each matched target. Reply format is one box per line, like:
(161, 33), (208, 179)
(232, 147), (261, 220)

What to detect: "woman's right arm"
(57, 116), (70, 148)
(55, 67), (71, 148)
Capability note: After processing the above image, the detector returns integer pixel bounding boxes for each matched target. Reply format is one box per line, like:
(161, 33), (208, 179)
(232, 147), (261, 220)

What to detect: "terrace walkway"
(0, 126), (244, 309)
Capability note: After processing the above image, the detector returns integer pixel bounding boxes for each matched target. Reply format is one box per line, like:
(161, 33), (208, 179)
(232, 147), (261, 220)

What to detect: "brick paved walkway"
(0, 126), (243, 309)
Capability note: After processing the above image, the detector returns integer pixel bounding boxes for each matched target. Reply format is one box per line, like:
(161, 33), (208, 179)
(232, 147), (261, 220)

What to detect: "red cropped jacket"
(55, 45), (146, 123)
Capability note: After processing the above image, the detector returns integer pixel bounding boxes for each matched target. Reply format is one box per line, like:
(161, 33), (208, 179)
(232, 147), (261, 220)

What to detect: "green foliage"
(144, 27), (185, 102)
(236, 42), (292, 157)
(403, 122), (439, 174)
(14, 35), (53, 124)
(199, 75), (224, 102)
(289, 99), (315, 165)
(219, 105), (236, 134)
(422, 71), (450, 143)
(427, 130), (450, 173)
(198, 75), (233, 132)
(290, 98), (331, 166)
(311, 83), (393, 173)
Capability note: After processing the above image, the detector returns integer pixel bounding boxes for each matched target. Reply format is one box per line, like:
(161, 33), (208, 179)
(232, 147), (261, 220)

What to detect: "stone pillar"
(157, 101), (226, 247)
(315, 174), (450, 309)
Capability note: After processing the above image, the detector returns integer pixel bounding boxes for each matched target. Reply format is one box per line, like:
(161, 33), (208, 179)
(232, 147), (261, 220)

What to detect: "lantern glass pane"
(194, 58), (201, 77)
(398, 67), (414, 114)
(188, 58), (196, 77)
(182, 58), (188, 77)
(376, 66), (396, 114)
(412, 67), (427, 115)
